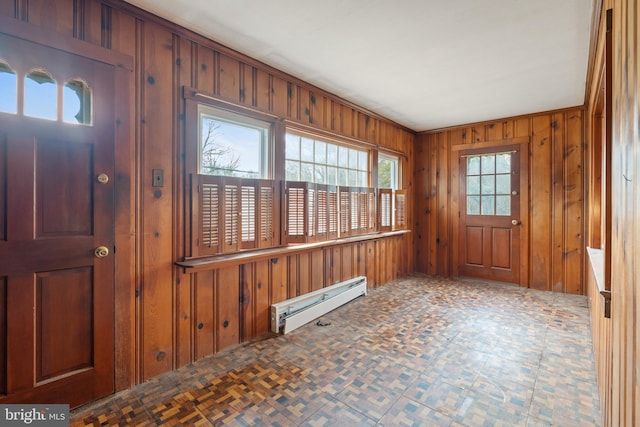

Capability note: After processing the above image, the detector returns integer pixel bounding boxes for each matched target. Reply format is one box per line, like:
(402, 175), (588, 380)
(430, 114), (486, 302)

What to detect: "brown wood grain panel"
(141, 23), (175, 381)
(310, 249), (324, 291)
(428, 135), (438, 275)
(240, 63), (253, 106)
(309, 92), (323, 126)
(255, 69), (270, 112)
(196, 45), (215, 95)
(470, 126), (484, 143)
(414, 136), (428, 273)
(377, 238), (386, 287)
(76, 0), (102, 45)
(491, 228), (512, 269)
(331, 247), (341, 284)
(109, 8), (136, 57)
(331, 100), (342, 133)
(36, 268), (92, 382)
(514, 118), (531, 138)
(240, 263), (255, 340)
(503, 120), (514, 139)
(218, 53), (240, 102)
(485, 122), (503, 141)
(564, 110), (585, 294)
(216, 266), (239, 352)
(298, 252), (310, 295)
(286, 82), (297, 119)
(287, 255), (298, 298)
(0, 0), (15, 18)
(0, 276), (4, 394)
(551, 113), (565, 292)
(436, 133), (450, 276)
(175, 35), (192, 368)
(0, 137), (5, 242)
(271, 76), (288, 117)
(7, 274), (34, 392)
(342, 244), (354, 281)
(27, 0), (75, 37)
(530, 115), (553, 290)
(254, 260), (271, 336)
(194, 269), (214, 360)
(465, 227), (484, 265)
(298, 86), (310, 124)
(342, 105), (354, 137)
(270, 257), (287, 304)
(36, 140), (92, 237)
(364, 241), (376, 289)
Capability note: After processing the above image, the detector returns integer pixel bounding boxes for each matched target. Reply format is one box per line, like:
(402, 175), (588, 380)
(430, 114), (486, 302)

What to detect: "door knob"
(511, 219), (520, 225)
(94, 246), (109, 258)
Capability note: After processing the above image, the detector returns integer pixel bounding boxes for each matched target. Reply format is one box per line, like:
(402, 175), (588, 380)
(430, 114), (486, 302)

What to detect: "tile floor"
(71, 274), (602, 426)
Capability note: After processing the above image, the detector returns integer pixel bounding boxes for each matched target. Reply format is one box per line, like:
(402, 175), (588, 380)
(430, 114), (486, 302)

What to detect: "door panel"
(0, 33), (115, 407)
(459, 145), (521, 284)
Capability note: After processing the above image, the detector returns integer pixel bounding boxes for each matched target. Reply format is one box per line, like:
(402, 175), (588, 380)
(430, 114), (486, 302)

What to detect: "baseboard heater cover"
(271, 276), (367, 334)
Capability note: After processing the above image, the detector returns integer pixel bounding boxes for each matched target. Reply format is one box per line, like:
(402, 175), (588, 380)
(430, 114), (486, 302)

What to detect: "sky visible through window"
(0, 66), (85, 123)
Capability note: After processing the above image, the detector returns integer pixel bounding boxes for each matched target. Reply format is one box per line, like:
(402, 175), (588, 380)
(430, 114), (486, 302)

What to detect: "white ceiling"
(124, 0), (594, 132)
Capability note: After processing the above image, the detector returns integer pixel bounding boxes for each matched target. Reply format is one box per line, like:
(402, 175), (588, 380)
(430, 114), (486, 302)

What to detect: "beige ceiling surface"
(124, 0), (594, 132)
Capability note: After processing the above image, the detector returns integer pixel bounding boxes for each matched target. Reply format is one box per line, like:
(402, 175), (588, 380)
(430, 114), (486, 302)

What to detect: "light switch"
(152, 169), (164, 187)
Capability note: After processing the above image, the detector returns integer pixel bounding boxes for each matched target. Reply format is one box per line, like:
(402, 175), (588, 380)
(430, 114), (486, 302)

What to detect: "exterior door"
(0, 33), (115, 407)
(459, 145), (521, 283)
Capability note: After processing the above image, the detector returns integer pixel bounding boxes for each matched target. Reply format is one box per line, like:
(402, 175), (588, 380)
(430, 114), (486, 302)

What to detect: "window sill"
(587, 247), (611, 318)
(176, 230), (411, 273)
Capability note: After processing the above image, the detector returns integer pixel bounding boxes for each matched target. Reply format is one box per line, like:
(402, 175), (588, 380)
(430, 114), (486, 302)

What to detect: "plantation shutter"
(328, 186), (338, 240)
(317, 185), (328, 240)
(307, 184), (316, 240)
(379, 188), (392, 232)
(194, 175), (222, 256)
(285, 181), (307, 243)
(240, 182), (257, 249)
(350, 188), (359, 233)
(223, 183), (239, 252)
(394, 190), (407, 230)
(258, 181), (275, 248)
(339, 187), (351, 237)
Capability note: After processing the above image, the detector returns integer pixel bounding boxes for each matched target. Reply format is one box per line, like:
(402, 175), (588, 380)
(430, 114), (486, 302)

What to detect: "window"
(465, 153), (512, 216)
(378, 153), (400, 190)
(64, 79), (92, 125)
(24, 69), (57, 120)
(0, 60), (17, 114)
(0, 62), (92, 125)
(199, 105), (271, 179)
(285, 133), (369, 186)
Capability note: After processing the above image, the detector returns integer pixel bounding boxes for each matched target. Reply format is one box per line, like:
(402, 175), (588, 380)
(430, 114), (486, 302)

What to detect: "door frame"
(1, 17), (135, 392)
(451, 137), (530, 287)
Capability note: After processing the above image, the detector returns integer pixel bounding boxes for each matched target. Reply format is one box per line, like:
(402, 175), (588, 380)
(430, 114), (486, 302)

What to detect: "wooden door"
(459, 145), (521, 283)
(0, 33), (115, 407)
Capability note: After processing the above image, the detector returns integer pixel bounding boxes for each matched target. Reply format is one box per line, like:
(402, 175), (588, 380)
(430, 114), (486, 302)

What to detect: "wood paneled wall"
(606, 0), (639, 425)
(0, 0), (414, 390)
(414, 108), (586, 293)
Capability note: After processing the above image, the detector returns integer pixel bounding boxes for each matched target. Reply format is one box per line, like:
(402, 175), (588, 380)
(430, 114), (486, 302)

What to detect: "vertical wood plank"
(196, 45), (214, 95)
(485, 122), (502, 141)
(240, 263), (255, 340)
(141, 23), (175, 381)
(437, 132), (450, 276)
(218, 53), (240, 102)
(0, 0), (16, 18)
(240, 63), (253, 107)
(298, 86), (310, 125)
(530, 115), (553, 290)
(254, 260), (271, 336)
(287, 255), (298, 298)
(270, 257), (287, 304)
(271, 76), (288, 117)
(255, 69), (270, 112)
(216, 266), (239, 351)
(564, 110), (584, 294)
(551, 113), (566, 292)
(331, 247), (341, 284)
(26, 0), (75, 37)
(310, 249), (324, 291)
(194, 270), (214, 360)
(298, 252), (311, 295)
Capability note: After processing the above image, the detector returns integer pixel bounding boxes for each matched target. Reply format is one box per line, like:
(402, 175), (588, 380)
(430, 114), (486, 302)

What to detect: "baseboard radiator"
(271, 276), (367, 334)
